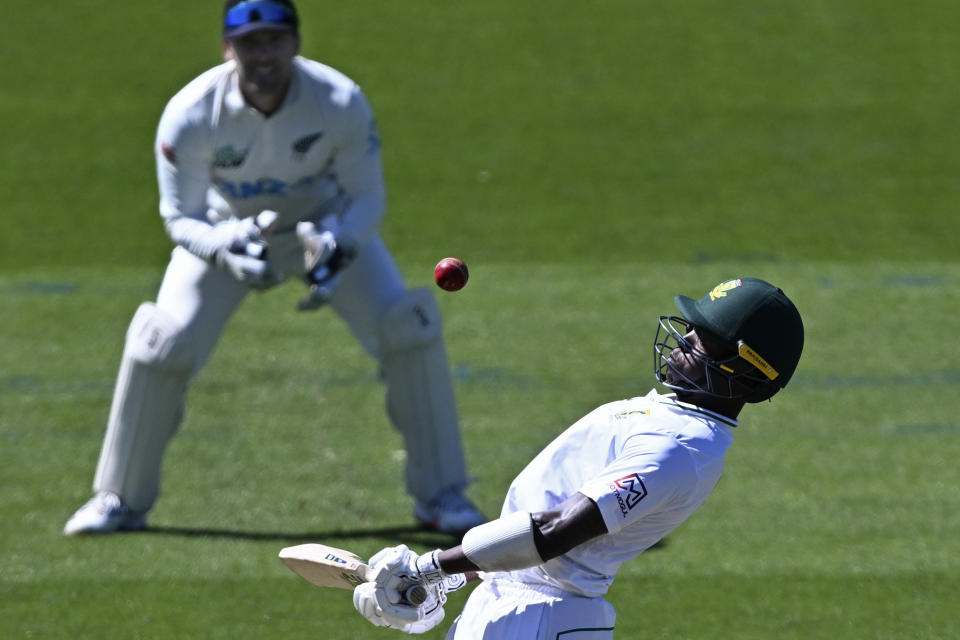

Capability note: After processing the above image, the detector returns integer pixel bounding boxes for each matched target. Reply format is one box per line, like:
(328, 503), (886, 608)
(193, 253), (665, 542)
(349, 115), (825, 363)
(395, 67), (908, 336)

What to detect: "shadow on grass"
(136, 523), (461, 547)
(130, 524), (668, 552)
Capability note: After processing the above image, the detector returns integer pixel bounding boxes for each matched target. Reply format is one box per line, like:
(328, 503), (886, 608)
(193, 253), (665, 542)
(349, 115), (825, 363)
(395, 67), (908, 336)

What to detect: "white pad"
(378, 288), (468, 502)
(93, 303), (192, 513)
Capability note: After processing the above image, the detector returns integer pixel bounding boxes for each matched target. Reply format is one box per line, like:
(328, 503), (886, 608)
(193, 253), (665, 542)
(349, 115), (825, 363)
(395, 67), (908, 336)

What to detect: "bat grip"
(404, 583), (428, 605)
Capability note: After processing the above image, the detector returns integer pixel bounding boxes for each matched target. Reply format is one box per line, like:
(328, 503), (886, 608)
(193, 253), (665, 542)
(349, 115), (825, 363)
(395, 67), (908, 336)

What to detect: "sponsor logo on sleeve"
(609, 473), (648, 517)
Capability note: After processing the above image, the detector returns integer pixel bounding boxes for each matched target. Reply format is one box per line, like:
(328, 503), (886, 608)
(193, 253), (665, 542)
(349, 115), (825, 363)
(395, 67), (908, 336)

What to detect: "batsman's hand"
(353, 582), (445, 635)
(363, 545), (448, 631)
(370, 544), (447, 595)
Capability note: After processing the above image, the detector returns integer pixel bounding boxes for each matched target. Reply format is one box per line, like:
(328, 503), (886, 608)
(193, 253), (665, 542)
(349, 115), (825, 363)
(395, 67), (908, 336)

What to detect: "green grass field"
(2, 2), (958, 638)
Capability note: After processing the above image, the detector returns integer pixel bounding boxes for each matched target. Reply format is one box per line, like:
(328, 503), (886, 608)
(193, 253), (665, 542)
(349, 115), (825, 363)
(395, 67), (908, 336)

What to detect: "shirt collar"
(650, 391), (739, 428)
(223, 58), (301, 116)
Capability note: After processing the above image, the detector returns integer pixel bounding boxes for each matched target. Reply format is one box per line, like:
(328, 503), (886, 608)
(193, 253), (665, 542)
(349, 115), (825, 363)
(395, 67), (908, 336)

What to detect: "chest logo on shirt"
(611, 473), (648, 516)
(292, 131), (324, 159)
(213, 145), (249, 168)
(615, 409), (650, 420)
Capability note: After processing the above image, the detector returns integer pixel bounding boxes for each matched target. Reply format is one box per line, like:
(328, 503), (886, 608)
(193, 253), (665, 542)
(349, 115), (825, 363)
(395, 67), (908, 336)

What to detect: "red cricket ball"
(434, 257), (469, 291)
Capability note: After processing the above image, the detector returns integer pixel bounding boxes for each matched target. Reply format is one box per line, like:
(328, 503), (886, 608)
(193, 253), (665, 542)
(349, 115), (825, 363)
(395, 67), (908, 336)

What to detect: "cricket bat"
(278, 543), (429, 604)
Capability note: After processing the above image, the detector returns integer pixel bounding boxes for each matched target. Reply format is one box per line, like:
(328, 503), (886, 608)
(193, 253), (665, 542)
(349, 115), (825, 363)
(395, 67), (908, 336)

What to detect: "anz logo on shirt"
(218, 178), (288, 199)
(610, 473), (648, 517)
(217, 171), (340, 201)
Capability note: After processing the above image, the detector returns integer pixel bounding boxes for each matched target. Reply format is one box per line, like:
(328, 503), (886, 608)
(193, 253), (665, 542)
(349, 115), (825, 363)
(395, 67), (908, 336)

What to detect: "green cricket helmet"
(654, 278), (804, 401)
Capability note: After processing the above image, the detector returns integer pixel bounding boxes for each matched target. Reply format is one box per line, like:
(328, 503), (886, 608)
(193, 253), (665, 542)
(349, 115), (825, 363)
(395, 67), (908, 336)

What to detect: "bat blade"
(278, 543), (428, 604)
(279, 543), (372, 589)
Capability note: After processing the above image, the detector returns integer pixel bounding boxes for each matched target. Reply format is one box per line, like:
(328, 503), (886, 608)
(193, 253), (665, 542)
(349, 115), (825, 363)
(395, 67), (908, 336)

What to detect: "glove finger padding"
(408, 583), (447, 634)
(373, 584), (422, 621)
(353, 582), (391, 628)
(355, 581), (435, 630)
(369, 544), (410, 570)
(371, 545), (422, 607)
(366, 582), (446, 634)
(403, 589), (446, 635)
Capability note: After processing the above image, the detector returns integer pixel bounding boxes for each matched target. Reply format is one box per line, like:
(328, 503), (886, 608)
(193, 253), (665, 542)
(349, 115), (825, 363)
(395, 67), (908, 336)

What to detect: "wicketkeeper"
(348, 278), (804, 637)
(64, 0), (485, 536)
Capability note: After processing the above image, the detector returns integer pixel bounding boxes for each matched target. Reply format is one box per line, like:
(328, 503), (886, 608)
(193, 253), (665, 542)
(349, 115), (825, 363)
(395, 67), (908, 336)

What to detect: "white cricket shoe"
(414, 487), (486, 536)
(63, 491), (146, 536)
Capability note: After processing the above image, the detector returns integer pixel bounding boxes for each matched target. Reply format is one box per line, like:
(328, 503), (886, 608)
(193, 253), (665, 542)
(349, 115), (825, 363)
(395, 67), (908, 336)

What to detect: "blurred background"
(1, 1), (957, 638)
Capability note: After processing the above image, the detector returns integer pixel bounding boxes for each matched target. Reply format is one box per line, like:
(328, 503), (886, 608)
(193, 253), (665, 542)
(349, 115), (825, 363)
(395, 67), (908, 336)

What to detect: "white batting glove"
(364, 546), (447, 624)
(353, 582), (396, 628)
(353, 582), (445, 635)
(370, 545), (423, 616)
(399, 585), (445, 635)
(370, 545), (447, 603)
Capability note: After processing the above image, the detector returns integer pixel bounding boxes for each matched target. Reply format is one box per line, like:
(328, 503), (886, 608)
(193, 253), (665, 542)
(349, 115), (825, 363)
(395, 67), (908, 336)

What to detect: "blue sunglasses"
(224, 1), (297, 33)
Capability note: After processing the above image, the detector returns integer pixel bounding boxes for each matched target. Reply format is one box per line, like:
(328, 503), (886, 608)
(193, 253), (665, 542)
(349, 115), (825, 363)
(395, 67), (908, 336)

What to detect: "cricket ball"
(434, 257), (469, 292)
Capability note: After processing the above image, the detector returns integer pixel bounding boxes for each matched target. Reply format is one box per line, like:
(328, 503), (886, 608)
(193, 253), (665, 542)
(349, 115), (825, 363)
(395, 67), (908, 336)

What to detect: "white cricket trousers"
(446, 578), (616, 639)
(94, 234), (467, 512)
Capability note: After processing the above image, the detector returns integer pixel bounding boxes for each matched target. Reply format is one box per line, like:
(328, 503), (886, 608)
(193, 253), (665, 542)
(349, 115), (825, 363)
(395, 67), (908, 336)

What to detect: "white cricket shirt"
(500, 390), (737, 597)
(154, 57), (385, 260)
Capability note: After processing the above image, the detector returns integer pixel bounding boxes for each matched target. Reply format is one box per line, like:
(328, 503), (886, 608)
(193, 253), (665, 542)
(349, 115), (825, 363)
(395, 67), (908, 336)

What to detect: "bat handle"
(404, 583), (428, 605)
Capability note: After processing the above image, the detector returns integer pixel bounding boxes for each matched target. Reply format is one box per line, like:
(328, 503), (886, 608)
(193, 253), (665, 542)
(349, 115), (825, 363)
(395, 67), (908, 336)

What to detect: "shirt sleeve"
(155, 97), (230, 260)
(328, 85), (386, 248)
(578, 432), (694, 535)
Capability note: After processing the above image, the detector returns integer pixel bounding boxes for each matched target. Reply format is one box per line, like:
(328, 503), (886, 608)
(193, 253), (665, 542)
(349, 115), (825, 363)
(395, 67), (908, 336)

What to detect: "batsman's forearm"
(436, 497), (608, 576)
(437, 546), (481, 575)
(439, 512), (543, 574)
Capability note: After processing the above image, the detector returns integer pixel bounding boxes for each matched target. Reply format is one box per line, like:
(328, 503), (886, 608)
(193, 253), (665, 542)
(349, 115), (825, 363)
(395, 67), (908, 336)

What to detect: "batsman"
(64, 0), (485, 536)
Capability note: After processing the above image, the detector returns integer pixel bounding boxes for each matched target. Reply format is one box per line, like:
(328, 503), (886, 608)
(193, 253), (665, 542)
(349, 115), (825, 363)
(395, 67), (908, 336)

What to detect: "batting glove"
(353, 582), (445, 635)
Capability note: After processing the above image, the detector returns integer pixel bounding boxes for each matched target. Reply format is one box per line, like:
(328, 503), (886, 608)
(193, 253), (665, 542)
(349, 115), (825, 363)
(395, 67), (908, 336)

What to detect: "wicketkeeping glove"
(296, 222), (357, 310)
(208, 216), (281, 290)
(297, 221), (339, 272)
(215, 245), (281, 290)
